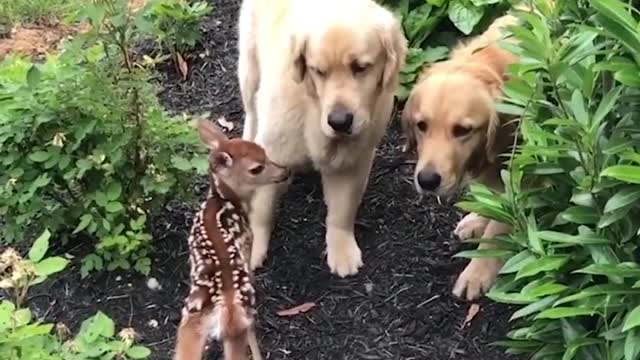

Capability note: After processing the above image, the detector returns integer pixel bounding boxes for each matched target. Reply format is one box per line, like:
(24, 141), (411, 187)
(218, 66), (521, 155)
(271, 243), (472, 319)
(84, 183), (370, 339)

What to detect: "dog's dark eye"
(311, 67), (326, 77)
(351, 62), (369, 75)
(416, 121), (428, 133)
(453, 125), (473, 138)
(249, 165), (264, 175)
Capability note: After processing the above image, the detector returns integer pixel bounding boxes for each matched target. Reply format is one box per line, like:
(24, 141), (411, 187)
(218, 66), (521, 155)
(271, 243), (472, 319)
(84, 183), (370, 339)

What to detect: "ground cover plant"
(379, 0), (512, 99)
(459, 0), (640, 358)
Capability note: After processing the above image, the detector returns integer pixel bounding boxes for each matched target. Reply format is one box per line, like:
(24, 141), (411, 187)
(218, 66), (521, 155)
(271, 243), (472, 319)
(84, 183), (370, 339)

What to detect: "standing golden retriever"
(237, 0), (407, 276)
(401, 14), (519, 300)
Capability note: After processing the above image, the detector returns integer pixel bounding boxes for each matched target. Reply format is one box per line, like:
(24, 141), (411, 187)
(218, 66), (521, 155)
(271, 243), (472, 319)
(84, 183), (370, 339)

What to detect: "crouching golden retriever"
(237, 0), (407, 276)
(401, 14), (520, 300)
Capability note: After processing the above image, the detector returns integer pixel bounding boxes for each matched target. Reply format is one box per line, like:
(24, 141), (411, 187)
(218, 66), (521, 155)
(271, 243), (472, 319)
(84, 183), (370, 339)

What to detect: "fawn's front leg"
(321, 151), (374, 277)
(453, 220), (512, 301)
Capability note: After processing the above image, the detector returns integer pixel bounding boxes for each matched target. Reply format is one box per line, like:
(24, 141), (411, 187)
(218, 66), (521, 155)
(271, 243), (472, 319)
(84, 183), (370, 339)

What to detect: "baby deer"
(175, 119), (290, 360)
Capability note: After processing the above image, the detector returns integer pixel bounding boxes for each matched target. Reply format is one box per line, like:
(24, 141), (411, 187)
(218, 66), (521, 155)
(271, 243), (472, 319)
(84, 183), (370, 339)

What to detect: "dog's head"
(290, 4), (407, 139)
(402, 61), (506, 197)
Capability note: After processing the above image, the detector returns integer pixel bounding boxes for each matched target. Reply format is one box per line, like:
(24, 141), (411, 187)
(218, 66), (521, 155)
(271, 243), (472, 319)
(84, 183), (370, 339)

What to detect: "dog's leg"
(174, 310), (207, 360)
(454, 212), (490, 240)
(453, 220), (512, 301)
(320, 151), (374, 277)
(238, 0), (259, 141)
(248, 182), (288, 269)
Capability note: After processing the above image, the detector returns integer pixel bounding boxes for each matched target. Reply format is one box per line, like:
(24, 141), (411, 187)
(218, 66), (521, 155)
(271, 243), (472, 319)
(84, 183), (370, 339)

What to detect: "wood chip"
(176, 52), (189, 81)
(461, 303), (481, 329)
(216, 116), (234, 131)
(276, 302), (316, 317)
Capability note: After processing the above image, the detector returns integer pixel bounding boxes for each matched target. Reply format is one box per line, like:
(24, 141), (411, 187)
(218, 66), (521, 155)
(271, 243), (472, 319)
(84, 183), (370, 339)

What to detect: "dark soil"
(23, 0), (522, 359)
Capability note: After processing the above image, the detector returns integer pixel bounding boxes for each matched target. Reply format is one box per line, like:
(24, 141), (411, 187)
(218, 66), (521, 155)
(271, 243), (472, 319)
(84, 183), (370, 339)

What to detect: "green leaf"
(95, 192), (109, 207)
(558, 206), (598, 225)
(576, 263), (640, 278)
(28, 229), (51, 262)
(106, 182), (122, 201)
(487, 291), (538, 305)
(105, 202), (124, 213)
(517, 256), (570, 280)
(448, 0), (484, 35)
(171, 155), (193, 171)
(29, 151), (52, 162)
(568, 90), (589, 125)
(593, 86), (623, 125)
(536, 231), (611, 245)
(454, 249), (514, 258)
(626, 329), (640, 360)
(26, 65), (42, 89)
(34, 257), (70, 277)
(564, 338), (605, 360)
(624, 305), (640, 332)
(79, 311), (115, 343)
(500, 250), (537, 274)
(601, 165), (640, 184)
(126, 346), (152, 359)
(73, 214), (93, 234)
(604, 187), (640, 213)
(511, 295), (559, 321)
(536, 307), (597, 319)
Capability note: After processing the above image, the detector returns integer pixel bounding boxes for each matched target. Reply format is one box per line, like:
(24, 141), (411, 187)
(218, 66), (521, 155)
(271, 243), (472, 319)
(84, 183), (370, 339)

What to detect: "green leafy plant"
(458, 0), (640, 358)
(0, 0), (208, 276)
(0, 229), (69, 307)
(380, 0), (512, 98)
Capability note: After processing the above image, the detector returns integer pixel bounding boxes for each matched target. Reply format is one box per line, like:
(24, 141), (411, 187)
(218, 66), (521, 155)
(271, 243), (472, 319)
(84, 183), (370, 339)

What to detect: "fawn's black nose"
(416, 168), (442, 191)
(327, 104), (354, 134)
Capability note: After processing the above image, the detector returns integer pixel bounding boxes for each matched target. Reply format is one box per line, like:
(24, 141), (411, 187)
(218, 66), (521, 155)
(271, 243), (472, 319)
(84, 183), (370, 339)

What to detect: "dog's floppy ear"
(400, 92), (417, 153)
(291, 35), (308, 83)
(377, 17), (408, 91)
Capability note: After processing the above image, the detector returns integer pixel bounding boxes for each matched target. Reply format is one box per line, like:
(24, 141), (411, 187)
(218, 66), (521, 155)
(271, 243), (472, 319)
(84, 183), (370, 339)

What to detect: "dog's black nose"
(328, 105), (354, 134)
(417, 169), (441, 191)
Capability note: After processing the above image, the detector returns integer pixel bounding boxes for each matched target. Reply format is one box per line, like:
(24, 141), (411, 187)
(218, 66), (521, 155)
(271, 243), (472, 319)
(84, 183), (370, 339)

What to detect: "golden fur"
(401, 14), (519, 300)
(238, 0), (407, 276)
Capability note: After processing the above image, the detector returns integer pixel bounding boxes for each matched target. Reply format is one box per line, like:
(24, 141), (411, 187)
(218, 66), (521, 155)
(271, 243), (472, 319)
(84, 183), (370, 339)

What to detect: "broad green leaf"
(601, 165), (640, 184)
(564, 338), (605, 360)
(106, 182), (122, 201)
(105, 202), (124, 213)
(487, 291), (538, 305)
(29, 151), (52, 162)
(454, 249), (513, 258)
(569, 90), (589, 125)
(34, 257), (70, 277)
(73, 214), (93, 234)
(26, 65), (42, 89)
(604, 187), (640, 213)
(511, 295), (559, 321)
(555, 285), (640, 306)
(626, 329), (640, 360)
(525, 282), (568, 298)
(28, 229), (51, 262)
(593, 86), (623, 125)
(536, 307), (597, 319)
(126, 346), (152, 359)
(470, 0), (499, 5)
(624, 305), (640, 332)
(576, 263), (640, 278)
(517, 256), (570, 280)
(558, 206), (598, 225)
(448, 1), (484, 35)
(95, 191), (109, 207)
(500, 250), (537, 274)
(171, 155), (193, 171)
(537, 231), (611, 245)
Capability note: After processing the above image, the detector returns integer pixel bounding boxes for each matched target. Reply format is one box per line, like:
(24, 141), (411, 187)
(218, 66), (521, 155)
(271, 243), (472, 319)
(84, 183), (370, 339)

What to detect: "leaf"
(604, 187), (640, 213)
(454, 249), (513, 258)
(28, 229), (51, 262)
(511, 295), (559, 321)
(626, 329), (640, 360)
(462, 303), (481, 328)
(29, 151), (52, 162)
(558, 206), (598, 225)
(126, 346), (152, 359)
(500, 250), (536, 274)
(106, 182), (122, 201)
(73, 214), (93, 234)
(536, 231), (610, 245)
(623, 305), (640, 332)
(105, 202), (124, 213)
(601, 165), (640, 184)
(517, 256), (570, 280)
(576, 263), (640, 278)
(176, 52), (189, 81)
(79, 311), (115, 343)
(171, 155), (193, 171)
(536, 307), (596, 319)
(593, 86), (623, 125)
(95, 192), (109, 207)
(569, 90), (589, 125)
(276, 302), (316, 317)
(34, 257), (70, 277)
(487, 291), (537, 305)
(448, 1), (484, 35)
(27, 65), (42, 89)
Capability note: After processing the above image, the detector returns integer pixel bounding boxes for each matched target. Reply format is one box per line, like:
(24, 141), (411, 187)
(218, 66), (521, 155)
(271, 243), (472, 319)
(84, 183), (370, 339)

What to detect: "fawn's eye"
(453, 125), (473, 138)
(351, 62), (369, 75)
(416, 121), (428, 133)
(249, 165), (264, 175)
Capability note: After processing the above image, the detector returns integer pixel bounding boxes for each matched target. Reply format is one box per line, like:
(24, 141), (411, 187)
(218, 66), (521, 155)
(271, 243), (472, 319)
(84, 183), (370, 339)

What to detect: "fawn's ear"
(197, 119), (228, 150)
(213, 152), (233, 169)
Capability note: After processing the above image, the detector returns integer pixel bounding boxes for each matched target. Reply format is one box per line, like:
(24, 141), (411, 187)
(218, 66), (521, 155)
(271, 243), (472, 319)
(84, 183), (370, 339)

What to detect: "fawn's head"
(197, 119), (290, 199)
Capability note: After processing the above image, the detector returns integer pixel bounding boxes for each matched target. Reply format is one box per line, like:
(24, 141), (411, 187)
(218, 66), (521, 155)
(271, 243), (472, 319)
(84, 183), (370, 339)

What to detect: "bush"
(379, 0), (512, 99)
(459, 0), (640, 358)
(0, 0), (207, 276)
(0, 231), (151, 359)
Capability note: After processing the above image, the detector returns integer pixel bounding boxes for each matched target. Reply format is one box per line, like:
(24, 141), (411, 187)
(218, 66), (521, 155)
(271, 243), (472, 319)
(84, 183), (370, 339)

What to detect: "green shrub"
(0, 0), (207, 276)
(458, 0), (640, 358)
(380, 0), (512, 99)
(0, 231), (151, 359)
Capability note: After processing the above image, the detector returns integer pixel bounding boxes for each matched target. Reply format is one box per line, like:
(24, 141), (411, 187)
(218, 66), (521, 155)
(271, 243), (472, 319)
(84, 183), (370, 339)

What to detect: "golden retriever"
(237, 0), (407, 276)
(401, 14), (519, 300)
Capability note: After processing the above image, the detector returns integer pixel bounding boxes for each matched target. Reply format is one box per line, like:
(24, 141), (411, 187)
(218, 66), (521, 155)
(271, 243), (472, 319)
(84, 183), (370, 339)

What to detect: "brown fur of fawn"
(174, 119), (290, 360)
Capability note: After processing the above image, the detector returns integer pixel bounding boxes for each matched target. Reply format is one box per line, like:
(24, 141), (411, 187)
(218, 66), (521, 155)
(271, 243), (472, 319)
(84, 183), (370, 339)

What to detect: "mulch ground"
(23, 0), (522, 359)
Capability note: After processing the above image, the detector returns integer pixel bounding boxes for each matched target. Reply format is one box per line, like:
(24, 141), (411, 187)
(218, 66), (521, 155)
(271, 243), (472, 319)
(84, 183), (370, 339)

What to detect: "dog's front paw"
(452, 258), (500, 301)
(326, 228), (363, 277)
(454, 213), (490, 240)
(250, 226), (270, 270)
